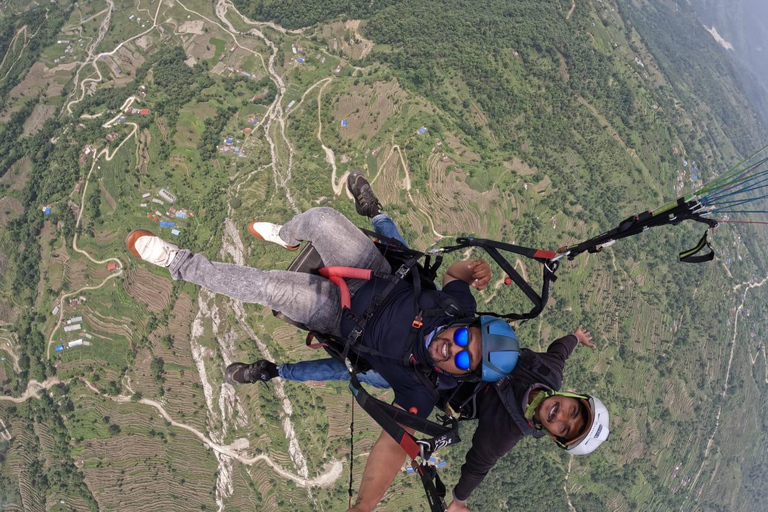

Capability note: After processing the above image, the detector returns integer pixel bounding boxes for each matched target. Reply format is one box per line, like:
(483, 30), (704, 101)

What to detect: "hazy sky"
(691, 0), (768, 127)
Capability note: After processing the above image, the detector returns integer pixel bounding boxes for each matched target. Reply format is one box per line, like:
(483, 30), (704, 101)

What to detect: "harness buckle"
(348, 327), (363, 343)
(396, 265), (411, 280)
(412, 315), (423, 329)
(416, 439), (430, 461)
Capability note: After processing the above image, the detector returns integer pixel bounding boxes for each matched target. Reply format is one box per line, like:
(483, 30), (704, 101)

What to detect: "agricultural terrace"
(0, 0), (766, 510)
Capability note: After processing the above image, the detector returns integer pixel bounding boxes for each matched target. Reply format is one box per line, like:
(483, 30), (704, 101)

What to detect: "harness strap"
(565, 199), (719, 262)
(679, 231), (715, 263)
(407, 356), (442, 401)
(440, 382), (489, 420)
(340, 257), (418, 330)
(440, 237), (559, 321)
(415, 461), (447, 512)
(347, 370), (460, 455)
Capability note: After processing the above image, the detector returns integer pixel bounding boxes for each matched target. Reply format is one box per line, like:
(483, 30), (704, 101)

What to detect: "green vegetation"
(198, 106), (235, 160)
(0, 0), (767, 510)
(0, 5), (67, 108)
(0, 100), (35, 174)
(231, 0), (381, 30)
(0, 390), (99, 510)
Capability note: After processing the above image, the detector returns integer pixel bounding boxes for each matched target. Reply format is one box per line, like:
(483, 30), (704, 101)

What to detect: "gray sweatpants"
(168, 207), (392, 336)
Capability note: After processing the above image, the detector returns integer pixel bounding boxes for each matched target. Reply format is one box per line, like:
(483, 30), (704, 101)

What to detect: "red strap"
(532, 249), (557, 260)
(398, 432), (421, 459)
(305, 333), (328, 350)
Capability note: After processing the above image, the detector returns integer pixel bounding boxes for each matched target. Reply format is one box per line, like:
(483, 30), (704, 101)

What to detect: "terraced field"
(0, 0), (767, 510)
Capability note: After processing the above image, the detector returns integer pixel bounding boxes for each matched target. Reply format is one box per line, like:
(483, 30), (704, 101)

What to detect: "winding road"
(689, 272), (768, 494)
(48, 0), (346, 503)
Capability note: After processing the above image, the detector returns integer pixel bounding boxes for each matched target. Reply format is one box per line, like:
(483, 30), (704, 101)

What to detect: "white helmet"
(564, 395), (610, 456)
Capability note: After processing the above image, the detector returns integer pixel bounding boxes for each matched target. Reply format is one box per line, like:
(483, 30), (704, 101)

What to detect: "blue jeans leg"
(371, 214), (408, 247)
(278, 359), (391, 389)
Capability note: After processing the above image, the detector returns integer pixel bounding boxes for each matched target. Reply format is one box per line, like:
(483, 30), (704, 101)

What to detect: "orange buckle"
(412, 317), (423, 329)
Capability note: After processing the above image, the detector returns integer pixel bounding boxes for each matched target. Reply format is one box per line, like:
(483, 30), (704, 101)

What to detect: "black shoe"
(347, 170), (382, 218)
(225, 360), (279, 385)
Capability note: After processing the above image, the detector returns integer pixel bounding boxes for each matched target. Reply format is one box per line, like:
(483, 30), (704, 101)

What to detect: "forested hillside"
(689, 0), (768, 128)
(0, 0), (767, 510)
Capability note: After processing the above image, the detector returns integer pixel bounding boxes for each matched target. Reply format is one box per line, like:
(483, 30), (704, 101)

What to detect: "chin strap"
(524, 389), (552, 422)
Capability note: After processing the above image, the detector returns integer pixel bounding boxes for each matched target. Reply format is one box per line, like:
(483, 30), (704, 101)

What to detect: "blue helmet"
(479, 316), (519, 382)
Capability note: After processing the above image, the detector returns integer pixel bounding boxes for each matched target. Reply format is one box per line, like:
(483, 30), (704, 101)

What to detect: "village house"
(158, 188), (177, 203)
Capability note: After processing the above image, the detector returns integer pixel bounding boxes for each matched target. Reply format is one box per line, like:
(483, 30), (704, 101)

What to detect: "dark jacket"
(341, 279), (476, 418)
(453, 334), (578, 501)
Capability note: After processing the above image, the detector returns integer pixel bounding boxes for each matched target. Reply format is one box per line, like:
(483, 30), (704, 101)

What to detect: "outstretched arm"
(544, 325), (596, 374)
(348, 424), (412, 512)
(448, 396), (523, 510)
(443, 259), (491, 290)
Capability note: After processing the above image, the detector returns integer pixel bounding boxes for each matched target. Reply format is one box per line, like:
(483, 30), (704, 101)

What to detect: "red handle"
(318, 267), (372, 309)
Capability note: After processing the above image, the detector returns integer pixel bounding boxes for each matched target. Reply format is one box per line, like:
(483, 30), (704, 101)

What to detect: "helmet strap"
(524, 389), (554, 422)
(524, 390), (590, 448)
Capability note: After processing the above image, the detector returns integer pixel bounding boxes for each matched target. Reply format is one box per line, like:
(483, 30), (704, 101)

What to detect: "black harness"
(274, 232), (469, 511)
(561, 197), (719, 263)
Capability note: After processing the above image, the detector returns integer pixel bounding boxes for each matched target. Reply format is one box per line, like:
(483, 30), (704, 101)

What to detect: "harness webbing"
(561, 197), (719, 262)
(679, 232), (715, 263)
(437, 237), (560, 321)
(344, 363), (458, 512)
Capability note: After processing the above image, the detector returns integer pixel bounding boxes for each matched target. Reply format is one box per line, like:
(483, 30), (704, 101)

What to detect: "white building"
(158, 188), (177, 203)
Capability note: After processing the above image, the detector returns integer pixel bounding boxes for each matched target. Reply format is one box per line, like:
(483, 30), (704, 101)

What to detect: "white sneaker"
(248, 222), (299, 250)
(125, 230), (179, 267)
